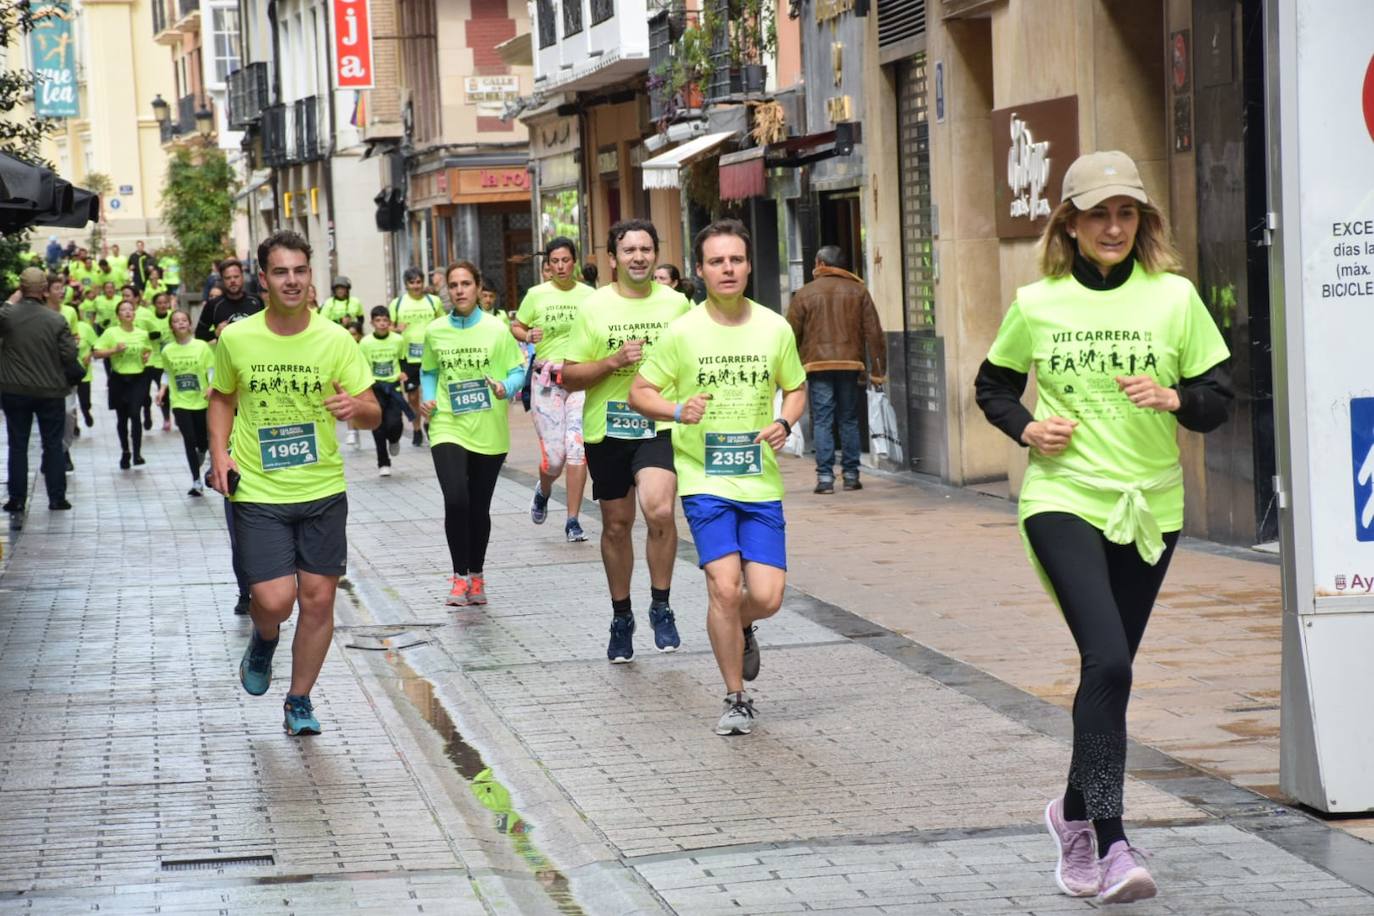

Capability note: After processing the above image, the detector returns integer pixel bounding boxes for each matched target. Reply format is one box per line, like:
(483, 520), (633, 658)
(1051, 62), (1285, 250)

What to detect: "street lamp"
(151, 94), (170, 125)
(194, 103), (214, 138)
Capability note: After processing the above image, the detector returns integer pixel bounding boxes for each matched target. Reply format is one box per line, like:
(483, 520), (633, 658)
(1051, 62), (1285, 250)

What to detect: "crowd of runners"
(6, 149), (1234, 904)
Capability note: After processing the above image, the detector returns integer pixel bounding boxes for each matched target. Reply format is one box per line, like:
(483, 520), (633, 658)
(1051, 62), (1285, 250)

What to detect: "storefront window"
(540, 187), (580, 247)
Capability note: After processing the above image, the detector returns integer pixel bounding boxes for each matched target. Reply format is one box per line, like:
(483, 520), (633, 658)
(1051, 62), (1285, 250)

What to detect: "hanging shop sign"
(330, 0), (375, 89)
(990, 95), (1078, 239)
(450, 168), (531, 204)
(29, 1), (78, 118)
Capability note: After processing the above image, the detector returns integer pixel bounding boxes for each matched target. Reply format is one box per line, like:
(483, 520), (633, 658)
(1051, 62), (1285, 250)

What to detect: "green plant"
(160, 146), (239, 293)
(677, 18), (715, 90)
(83, 172), (112, 252)
(737, 0), (776, 63)
(0, 8), (57, 294)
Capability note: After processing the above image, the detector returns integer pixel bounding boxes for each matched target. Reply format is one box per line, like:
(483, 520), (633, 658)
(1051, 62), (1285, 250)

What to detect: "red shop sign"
(331, 0), (374, 90)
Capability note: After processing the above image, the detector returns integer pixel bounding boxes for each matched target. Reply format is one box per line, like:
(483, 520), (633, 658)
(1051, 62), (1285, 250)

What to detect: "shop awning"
(719, 147), (766, 201)
(641, 131), (737, 190)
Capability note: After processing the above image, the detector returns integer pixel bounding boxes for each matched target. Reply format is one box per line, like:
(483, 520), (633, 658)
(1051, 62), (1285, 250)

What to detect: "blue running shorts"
(680, 494), (786, 570)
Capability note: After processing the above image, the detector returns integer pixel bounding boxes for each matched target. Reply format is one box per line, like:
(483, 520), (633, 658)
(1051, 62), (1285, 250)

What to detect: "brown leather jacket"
(785, 266), (886, 380)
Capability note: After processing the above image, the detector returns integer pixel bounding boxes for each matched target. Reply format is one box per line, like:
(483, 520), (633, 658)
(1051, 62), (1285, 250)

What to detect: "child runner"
(358, 305), (408, 476)
(158, 309), (215, 496)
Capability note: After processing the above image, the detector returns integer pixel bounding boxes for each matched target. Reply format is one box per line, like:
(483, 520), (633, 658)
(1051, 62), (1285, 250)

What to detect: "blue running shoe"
(530, 484), (549, 525)
(565, 518), (588, 542)
(238, 629), (278, 696)
(607, 615), (635, 664)
(283, 694), (321, 736)
(648, 602), (681, 652)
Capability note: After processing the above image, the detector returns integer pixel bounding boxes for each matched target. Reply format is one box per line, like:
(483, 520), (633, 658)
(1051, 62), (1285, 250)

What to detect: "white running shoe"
(379, 466), (392, 477)
(346, 429), (359, 448)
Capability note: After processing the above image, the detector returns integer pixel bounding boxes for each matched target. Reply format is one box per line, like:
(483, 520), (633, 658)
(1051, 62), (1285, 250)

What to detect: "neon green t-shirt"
(986, 265), (1230, 534)
(322, 295), (364, 326)
(59, 304), (78, 334)
(107, 255), (128, 286)
(95, 325), (152, 376)
(136, 308), (173, 369)
(93, 294), (120, 325)
(358, 331), (406, 383)
(211, 311), (373, 504)
(421, 313), (524, 455)
(639, 301), (806, 503)
(75, 321), (97, 382)
(566, 283), (690, 444)
(143, 280), (169, 303)
(159, 257), (181, 285)
(161, 338), (214, 410)
(515, 280), (594, 362)
(389, 293), (444, 361)
(69, 263), (93, 287)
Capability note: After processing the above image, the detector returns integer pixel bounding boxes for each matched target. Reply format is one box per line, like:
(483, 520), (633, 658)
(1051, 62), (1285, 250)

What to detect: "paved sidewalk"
(0, 396), (1370, 914)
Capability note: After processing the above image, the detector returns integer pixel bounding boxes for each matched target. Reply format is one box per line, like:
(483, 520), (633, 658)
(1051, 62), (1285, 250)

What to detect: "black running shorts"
(584, 430), (674, 502)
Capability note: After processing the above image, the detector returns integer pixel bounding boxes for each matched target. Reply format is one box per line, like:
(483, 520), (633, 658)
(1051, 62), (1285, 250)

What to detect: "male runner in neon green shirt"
(564, 219), (690, 662)
(630, 219), (806, 737)
(208, 229), (380, 737)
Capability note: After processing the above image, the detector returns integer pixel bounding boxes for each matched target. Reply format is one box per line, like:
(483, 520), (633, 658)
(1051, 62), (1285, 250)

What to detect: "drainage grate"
(161, 854), (275, 872)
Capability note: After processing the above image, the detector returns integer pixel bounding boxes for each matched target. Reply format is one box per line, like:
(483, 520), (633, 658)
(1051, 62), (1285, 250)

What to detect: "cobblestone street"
(1, 405), (1372, 914)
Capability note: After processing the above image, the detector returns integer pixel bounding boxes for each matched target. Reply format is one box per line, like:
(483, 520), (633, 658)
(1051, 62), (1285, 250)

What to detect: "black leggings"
(144, 368), (169, 421)
(173, 407), (208, 481)
(76, 380), (91, 418)
(431, 443), (505, 576)
(372, 381), (404, 466)
(108, 372), (145, 457)
(1023, 512), (1179, 821)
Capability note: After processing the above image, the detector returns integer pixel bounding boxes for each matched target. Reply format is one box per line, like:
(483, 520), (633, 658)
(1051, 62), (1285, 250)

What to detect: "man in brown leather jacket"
(785, 247), (886, 493)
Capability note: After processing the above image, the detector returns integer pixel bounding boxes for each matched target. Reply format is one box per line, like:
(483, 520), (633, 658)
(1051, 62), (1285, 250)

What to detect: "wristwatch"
(775, 417), (792, 436)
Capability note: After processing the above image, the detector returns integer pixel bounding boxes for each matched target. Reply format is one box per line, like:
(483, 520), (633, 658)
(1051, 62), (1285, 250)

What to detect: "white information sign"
(464, 76), (519, 116)
(1274, 0), (1374, 813)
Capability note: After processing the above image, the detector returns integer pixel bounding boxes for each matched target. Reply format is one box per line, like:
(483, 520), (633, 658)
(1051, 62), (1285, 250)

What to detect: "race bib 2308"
(606, 400), (654, 440)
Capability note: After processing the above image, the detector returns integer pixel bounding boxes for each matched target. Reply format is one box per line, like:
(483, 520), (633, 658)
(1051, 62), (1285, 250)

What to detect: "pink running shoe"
(1044, 798), (1098, 896)
(446, 576), (470, 607)
(467, 575), (487, 606)
(1098, 840), (1157, 904)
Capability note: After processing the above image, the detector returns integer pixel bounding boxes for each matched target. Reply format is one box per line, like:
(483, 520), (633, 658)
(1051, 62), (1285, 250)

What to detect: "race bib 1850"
(258, 422), (319, 471)
(704, 431), (762, 476)
(447, 379), (491, 415)
(606, 400), (654, 440)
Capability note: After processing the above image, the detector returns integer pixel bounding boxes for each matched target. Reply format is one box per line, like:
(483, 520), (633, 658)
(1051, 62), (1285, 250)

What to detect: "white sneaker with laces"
(715, 692), (756, 736)
(379, 466), (392, 477)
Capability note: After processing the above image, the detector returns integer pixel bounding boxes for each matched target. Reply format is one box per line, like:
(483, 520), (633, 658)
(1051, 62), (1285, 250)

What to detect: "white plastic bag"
(867, 385), (903, 465)
(773, 390), (806, 457)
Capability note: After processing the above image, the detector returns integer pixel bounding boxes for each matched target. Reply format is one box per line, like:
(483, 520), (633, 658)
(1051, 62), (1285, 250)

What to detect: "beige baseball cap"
(1061, 150), (1149, 210)
(19, 266), (47, 286)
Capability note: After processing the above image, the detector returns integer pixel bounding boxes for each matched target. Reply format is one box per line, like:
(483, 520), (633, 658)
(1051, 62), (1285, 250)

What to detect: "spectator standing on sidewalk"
(208, 230), (380, 737)
(0, 267), (78, 513)
(785, 247), (885, 494)
(975, 151), (1232, 904)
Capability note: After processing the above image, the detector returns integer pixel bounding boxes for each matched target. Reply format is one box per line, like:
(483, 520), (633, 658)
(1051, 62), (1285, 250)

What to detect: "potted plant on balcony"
(676, 19), (713, 109)
(736, 0), (776, 94)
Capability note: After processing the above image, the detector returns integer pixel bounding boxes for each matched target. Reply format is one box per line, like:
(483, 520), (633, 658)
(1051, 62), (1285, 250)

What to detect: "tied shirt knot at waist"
(1034, 461), (1183, 565)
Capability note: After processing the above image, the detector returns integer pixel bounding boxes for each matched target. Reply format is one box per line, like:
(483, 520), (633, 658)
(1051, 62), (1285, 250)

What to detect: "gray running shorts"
(232, 493), (348, 584)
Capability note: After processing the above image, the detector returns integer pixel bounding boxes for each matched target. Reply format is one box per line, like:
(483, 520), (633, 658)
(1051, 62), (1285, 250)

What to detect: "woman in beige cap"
(975, 150), (1233, 903)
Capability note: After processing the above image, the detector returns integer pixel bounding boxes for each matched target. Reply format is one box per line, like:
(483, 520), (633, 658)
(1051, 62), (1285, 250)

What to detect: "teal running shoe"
(283, 694), (321, 736)
(238, 629), (278, 696)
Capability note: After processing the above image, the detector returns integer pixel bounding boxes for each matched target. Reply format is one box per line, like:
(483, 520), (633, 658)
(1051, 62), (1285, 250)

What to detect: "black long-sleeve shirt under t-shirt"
(974, 253), (1234, 445)
(195, 292), (265, 342)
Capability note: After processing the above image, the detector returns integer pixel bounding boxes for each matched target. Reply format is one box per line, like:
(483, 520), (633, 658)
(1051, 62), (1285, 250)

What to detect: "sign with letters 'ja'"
(330, 0), (374, 89)
(29, 1), (78, 118)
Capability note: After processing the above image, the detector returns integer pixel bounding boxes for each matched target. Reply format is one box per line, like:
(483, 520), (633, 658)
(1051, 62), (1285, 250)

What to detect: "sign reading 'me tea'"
(28, 0), (78, 118)
(330, 0), (374, 89)
(990, 95), (1079, 239)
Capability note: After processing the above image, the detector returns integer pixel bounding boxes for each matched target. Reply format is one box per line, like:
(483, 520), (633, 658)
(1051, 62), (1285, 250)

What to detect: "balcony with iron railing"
(226, 62), (272, 131)
(262, 104), (289, 166)
(533, 0), (652, 93)
(293, 96), (326, 162)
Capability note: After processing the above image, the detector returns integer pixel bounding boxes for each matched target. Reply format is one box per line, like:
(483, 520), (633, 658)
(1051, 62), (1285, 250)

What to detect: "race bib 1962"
(258, 422), (319, 471)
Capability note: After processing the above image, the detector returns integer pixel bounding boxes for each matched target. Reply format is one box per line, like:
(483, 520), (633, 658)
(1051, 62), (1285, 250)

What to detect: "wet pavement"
(0, 394), (1371, 914)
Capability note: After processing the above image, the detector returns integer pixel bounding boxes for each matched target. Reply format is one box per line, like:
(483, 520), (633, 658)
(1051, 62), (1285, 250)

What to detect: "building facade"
(33, 0), (178, 245)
